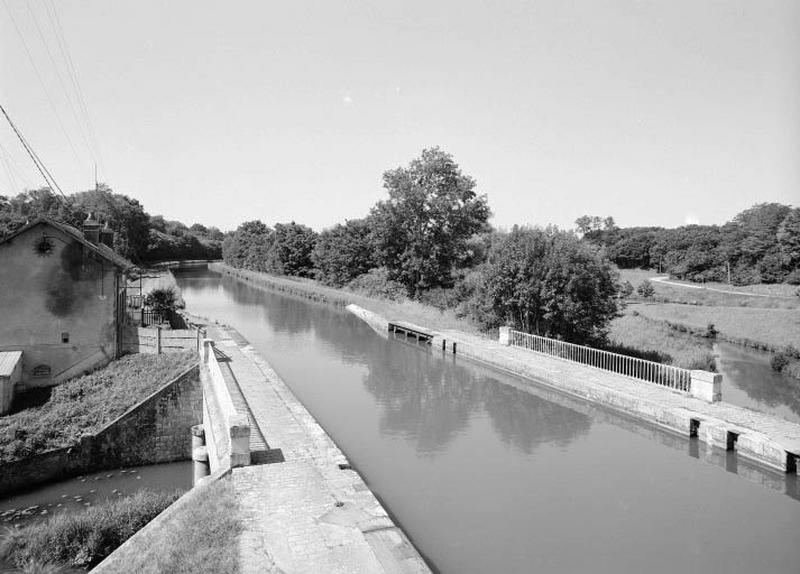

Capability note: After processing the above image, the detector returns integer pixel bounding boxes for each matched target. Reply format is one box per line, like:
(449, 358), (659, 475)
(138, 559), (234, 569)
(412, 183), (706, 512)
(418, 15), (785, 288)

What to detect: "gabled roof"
(0, 217), (137, 272)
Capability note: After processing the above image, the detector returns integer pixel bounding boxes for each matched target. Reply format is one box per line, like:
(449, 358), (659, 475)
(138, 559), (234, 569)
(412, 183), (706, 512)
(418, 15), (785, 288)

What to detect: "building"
(0, 216), (136, 404)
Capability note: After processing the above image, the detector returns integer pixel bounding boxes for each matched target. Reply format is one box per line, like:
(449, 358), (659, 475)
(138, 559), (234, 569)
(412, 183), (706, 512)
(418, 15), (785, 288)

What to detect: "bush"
(0, 489), (180, 569)
(347, 268), (407, 300)
(619, 281), (634, 298)
(771, 345), (800, 373)
(144, 287), (177, 315)
(636, 280), (655, 298)
(786, 269), (800, 285)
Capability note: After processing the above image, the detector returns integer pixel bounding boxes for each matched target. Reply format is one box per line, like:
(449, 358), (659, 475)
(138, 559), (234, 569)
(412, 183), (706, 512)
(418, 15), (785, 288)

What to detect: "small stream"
(0, 461), (191, 571)
(714, 342), (800, 424)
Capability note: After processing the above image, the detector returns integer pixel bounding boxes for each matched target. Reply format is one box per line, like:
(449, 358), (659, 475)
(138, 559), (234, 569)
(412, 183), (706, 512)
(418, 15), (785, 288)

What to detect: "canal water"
(175, 268), (800, 574)
(714, 342), (800, 424)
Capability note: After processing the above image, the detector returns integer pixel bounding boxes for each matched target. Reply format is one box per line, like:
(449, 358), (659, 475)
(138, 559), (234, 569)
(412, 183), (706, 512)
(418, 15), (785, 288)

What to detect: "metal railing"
(509, 330), (691, 392)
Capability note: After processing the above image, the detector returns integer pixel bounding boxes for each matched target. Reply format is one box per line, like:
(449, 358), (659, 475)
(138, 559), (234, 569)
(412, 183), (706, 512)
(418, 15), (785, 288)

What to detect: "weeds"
(0, 352), (196, 463)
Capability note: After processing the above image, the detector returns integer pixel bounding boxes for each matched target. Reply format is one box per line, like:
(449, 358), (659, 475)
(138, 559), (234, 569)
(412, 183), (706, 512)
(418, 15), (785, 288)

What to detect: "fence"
(508, 329), (692, 392)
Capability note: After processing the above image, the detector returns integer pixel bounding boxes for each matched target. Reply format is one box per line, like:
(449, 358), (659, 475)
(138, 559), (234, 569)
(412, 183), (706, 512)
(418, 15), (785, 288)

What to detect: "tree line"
(0, 186), (223, 263)
(577, 203), (800, 285)
(222, 147), (621, 345)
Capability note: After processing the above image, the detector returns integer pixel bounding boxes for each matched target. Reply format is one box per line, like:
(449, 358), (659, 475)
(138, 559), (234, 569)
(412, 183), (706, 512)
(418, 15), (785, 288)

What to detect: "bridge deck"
(198, 321), (431, 574)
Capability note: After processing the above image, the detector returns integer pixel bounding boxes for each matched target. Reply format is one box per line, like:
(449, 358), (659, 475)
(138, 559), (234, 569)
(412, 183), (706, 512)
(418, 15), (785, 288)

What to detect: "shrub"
(0, 489), (180, 569)
(619, 281), (634, 298)
(347, 268), (407, 300)
(771, 345), (800, 373)
(786, 269), (800, 285)
(636, 280), (655, 298)
(144, 287), (177, 315)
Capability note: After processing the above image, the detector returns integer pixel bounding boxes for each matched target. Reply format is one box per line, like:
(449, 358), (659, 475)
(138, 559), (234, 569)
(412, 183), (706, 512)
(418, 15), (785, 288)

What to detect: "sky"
(1, 0), (798, 232)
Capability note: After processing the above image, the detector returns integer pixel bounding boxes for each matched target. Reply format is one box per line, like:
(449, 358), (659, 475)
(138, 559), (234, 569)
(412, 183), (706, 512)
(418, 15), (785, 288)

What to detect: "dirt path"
(649, 276), (795, 299)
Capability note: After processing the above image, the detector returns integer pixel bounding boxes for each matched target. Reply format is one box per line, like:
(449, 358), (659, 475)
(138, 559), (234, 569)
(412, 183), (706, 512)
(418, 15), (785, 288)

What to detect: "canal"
(175, 268), (800, 574)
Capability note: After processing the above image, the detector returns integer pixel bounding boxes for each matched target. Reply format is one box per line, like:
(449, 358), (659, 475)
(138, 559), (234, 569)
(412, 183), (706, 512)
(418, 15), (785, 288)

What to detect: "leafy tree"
(273, 222), (318, 277)
(70, 185), (151, 261)
(370, 147), (491, 296)
(312, 218), (376, 286)
(222, 220), (276, 271)
(479, 227), (619, 344)
(777, 208), (800, 269)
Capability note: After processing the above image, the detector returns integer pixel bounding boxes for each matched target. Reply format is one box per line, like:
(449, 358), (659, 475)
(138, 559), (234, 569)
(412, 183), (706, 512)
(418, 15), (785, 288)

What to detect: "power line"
(2, 0), (86, 170)
(26, 0), (97, 167)
(0, 140), (34, 189)
(0, 102), (67, 200)
(43, 0), (107, 181)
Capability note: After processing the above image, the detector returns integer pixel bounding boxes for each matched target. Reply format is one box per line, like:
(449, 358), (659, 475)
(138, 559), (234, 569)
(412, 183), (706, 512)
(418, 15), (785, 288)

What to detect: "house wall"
(0, 222), (121, 388)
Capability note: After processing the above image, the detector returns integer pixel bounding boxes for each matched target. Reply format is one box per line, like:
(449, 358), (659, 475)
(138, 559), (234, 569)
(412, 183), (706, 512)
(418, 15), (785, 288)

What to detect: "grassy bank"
(0, 352), (196, 464)
(102, 477), (242, 574)
(628, 302), (800, 351)
(0, 489), (180, 571)
(607, 312), (716, 371)
(618, 269), (800, 309)
(213, 264), (486, 336)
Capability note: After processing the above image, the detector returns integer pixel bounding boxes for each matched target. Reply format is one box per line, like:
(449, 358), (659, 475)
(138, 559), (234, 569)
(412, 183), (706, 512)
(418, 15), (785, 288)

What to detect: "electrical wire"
(26, 0), (97, 167)
(0, 102), (68, 201)
(43, 0), (107, 180)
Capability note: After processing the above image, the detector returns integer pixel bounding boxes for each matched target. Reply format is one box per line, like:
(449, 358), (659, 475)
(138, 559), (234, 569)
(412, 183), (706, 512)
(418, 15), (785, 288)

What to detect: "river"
(175, 268), (800, 574)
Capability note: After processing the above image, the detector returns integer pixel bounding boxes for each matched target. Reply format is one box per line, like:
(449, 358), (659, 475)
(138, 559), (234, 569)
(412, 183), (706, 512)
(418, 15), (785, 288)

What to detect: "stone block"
(498, 326), (511, 346)
(690, 370), (722, 403)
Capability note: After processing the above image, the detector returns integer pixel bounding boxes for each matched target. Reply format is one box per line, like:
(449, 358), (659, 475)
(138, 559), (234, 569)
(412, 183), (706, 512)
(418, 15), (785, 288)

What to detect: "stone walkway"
(200, 321), (430, 574)
(436, 329), (800, 471)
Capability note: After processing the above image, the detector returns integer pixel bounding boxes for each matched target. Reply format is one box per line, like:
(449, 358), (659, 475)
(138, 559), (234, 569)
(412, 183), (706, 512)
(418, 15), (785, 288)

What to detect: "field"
(627, 302), (800, 351)
(617, 269), (800, 309)
(0, 351), (196, 463)
(606, 312), (715, 370)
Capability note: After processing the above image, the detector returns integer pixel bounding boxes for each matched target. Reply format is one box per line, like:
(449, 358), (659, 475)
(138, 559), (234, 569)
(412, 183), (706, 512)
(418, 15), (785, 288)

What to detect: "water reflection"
(715, 342), (800, 423)
(174, 269), (800, 574)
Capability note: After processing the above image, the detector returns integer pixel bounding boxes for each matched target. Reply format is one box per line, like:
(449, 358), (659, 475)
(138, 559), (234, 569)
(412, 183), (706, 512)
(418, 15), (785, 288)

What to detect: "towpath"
(200, 320), (431, 574)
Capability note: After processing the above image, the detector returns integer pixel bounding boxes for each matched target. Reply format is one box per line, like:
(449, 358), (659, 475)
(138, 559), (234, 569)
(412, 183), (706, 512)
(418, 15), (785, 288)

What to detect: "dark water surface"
(176, 269), (800, 574)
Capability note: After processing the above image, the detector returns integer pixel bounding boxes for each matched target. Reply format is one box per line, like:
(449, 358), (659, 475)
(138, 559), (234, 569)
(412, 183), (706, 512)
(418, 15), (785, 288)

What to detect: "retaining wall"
(0, 364), (202, 497)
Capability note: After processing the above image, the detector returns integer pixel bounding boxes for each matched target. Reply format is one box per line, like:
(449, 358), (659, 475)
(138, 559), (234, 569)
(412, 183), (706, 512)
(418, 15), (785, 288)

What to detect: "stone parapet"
(690, 370), (723, 403)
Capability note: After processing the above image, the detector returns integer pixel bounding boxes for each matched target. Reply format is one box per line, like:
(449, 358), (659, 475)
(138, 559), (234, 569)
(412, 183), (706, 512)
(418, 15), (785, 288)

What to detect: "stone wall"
(0, 364), (202, 497)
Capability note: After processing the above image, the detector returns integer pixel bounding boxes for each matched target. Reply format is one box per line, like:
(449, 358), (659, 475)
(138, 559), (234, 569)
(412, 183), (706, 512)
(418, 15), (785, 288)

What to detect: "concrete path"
(200, 321), (431, 574)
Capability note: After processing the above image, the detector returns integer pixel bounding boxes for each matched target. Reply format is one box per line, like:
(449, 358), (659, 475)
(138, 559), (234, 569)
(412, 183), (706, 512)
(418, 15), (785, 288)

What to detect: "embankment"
(0, 364), (202, 496)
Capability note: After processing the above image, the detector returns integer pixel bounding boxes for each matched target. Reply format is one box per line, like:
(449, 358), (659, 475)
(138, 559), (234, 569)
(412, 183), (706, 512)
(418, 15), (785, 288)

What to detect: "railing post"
(156, 326), (162, 354)
(499, 326), (511, 346)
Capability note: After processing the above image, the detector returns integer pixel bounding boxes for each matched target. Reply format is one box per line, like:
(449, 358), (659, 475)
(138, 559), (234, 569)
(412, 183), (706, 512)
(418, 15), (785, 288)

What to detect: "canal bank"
(172, 266), (800, 574)
(210, 262), (800, 476)
(94, 314), (432, 574)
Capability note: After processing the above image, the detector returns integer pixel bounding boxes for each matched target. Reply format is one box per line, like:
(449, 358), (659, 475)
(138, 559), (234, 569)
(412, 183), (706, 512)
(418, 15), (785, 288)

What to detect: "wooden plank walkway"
(388, 321), (433, 344)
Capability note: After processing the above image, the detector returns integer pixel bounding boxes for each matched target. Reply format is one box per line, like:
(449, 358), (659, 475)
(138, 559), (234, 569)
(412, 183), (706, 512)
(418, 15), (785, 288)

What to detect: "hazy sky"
(1, 1), (798, 232)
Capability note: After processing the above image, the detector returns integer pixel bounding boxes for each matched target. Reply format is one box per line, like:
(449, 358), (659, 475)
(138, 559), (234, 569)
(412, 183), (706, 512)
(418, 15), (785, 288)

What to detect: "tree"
(777, 208), (800, 270)
(479, 227), (619, 344)
(370, 147), (491, 296)
(71, 185), (151, 261)
(273, 222), (318, 277)
(312, 218), (376, 286)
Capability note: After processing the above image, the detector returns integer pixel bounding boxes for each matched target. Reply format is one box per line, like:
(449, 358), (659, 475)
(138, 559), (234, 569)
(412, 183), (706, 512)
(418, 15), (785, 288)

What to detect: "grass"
(628, 302), (800, 351)
(104, 476), (242, 574)
(0, 489), (180, 571)
(606, 311), (716, 371)
(617, 268), (800, 310)
(0, 351), (197, 464)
